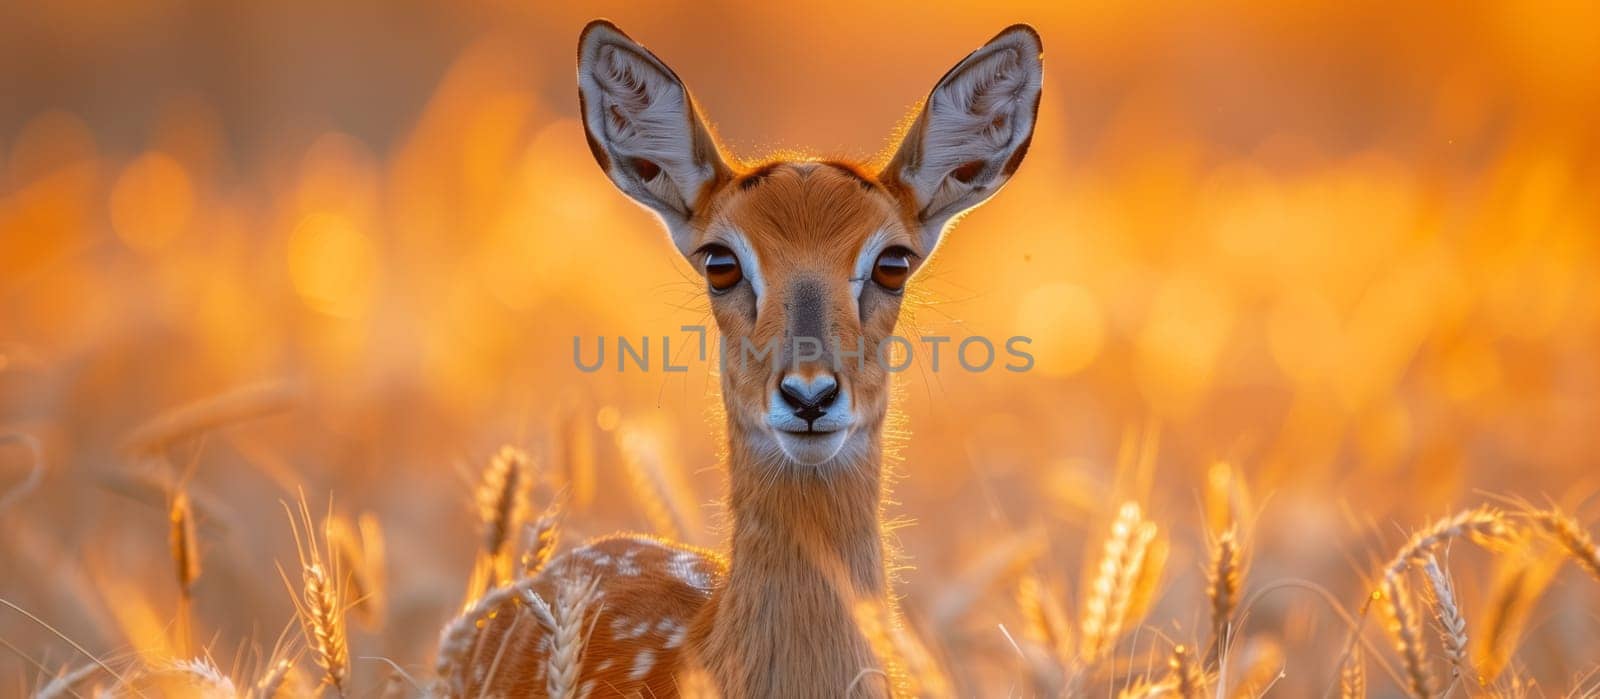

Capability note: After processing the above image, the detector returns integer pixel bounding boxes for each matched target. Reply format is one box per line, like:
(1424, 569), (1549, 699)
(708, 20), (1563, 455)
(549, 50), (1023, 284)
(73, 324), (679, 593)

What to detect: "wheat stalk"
(1332, 506), (1512, 692)
(252, 658), (293, 699)
(169, 488), (201, 656)
(1472, 534), (1562, 684)
(35, 664), (102, 699)
(1016, 571), (1074, 673)
(326, 512), (386, 628)
(302, 562), (348, 694)
(560, 409), (597, 508)
(1124, 533), (1167, 643)
(615, 426), (697, 542)
(165, 657), (239, 695)
(1117, 677), (1174, 698)
(1528, 507), (1600, 582)
(1339, 645), (1366, 699)
(477, 446), (531, 574)
(1382, 506), (1510, 582)
(1382, 577), (1431, 699)
(1080, 501), (1157, 663)
(1203, 461), (1252, 540)
(1420, 553), (1469, 683)
(545, 574), (602, 699)
(281, 499), (349, 696)
(433, 574), (559, 695)
(169, 490), (201, 596)
(1168, 644), (1204, 699)
(120, 379), (299, 457)
(1227, 638), (1284, 698)
(521, 495), (565, 578)
(1207, 526), (1241, 662)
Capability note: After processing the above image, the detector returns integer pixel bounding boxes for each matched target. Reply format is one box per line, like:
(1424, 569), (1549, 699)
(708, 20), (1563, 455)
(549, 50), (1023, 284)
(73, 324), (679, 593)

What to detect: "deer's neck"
(694, 425), (891, 697)
(726, 431), (885, 594)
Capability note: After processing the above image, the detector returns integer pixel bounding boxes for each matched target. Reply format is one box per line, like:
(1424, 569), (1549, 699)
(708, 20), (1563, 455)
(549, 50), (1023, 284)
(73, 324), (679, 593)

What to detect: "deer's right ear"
(881, 25), (1043, 254)
(577, 20), (732, 254)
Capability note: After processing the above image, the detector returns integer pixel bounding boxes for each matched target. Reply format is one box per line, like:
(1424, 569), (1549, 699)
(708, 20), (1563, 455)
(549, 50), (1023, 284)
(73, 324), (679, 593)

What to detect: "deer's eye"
(702, 245), (743, 291)
(872, 247), (914, 291)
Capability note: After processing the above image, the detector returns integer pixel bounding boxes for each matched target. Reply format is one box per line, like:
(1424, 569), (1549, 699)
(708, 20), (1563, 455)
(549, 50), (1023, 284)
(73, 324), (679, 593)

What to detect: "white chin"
(774, 430), (850, 466)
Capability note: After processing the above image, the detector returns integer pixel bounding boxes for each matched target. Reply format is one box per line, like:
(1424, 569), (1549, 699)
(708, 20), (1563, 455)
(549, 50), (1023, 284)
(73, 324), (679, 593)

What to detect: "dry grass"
(1470, 532), (1564, 687)
(431, 574), (545, 694)
(280, 501), (349, 696)
(169, 490), (201, 599)
(1382, 576), (1432, 699)
(543, 575), (601, 699)
(1529, 507), (1600, 583)
(325, 512), (385, 629)
(7, 436), (1600, 697)
(1339, 645), (1366, 699)
(169, 488), (201, 657)
(1166, 643), (1204, 699)
(251, 658), (294, 699)
(1206, 526), (1241, 660)
(1381, 507), (1512, 583)
(34, 664), (101, 699)
(615, 426), (700, 543)
(476, 446), (531, 586)
(3, 5), (1600, 690)
(1420, 553), (1469, 684)
(1228, 637), (1284, 697)
(432, 471), (574, 696)
(1079, 501), (1161, 664)
(520, 495), (564, 578)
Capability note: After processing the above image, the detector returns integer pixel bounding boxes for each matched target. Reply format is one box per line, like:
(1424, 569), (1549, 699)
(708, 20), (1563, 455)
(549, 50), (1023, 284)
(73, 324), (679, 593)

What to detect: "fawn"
(443, 19), (1041, 698)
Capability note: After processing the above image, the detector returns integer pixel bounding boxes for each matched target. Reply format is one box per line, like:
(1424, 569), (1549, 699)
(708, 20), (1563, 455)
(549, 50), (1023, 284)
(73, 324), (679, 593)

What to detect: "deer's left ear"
(577, 20), (732, 256)
(881, 25), (1042, 251)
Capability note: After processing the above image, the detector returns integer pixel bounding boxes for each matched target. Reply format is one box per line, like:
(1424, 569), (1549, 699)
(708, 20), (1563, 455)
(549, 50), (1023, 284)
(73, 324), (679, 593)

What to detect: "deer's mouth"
(771, 427), (851, 466)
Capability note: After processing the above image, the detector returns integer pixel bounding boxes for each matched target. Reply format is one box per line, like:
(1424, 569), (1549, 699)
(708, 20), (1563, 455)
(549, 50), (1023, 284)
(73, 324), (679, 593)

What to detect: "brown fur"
(689, 431), (895, 697)
(464, 164), (914, 698)
(460, 535), (726, 697)
(681, 162), (914, 697)
(464, 20), (1040, 697)
(695, 162), (916, 433)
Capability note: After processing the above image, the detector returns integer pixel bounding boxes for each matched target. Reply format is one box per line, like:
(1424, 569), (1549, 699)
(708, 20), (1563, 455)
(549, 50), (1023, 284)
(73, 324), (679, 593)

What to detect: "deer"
(436, 19), (1042, 698)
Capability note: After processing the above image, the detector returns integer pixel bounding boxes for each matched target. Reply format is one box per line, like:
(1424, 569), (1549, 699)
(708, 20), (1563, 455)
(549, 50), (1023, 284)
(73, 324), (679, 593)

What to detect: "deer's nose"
(778, 374), (839, 424)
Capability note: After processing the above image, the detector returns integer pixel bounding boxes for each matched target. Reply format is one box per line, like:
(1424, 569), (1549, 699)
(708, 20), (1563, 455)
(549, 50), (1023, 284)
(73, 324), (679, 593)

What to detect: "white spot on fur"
(615, 548), (642, 576)
(629, 650), (656, 680)
(665, 625), (687, 649)
(611, 617), (650, 640)
(669, 550), (711, 589)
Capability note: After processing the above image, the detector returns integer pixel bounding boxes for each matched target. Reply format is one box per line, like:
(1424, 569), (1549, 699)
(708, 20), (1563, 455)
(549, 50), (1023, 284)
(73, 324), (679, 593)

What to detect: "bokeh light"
(2, 1), (1599, 694)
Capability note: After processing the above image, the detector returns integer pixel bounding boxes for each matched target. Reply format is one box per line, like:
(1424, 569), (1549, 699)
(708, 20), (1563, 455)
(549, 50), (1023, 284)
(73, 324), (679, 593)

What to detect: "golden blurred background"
(2, 1), (1599, 694)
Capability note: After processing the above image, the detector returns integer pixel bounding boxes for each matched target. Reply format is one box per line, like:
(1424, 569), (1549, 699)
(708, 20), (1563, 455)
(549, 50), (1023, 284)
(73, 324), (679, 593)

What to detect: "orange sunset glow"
(2, 2), (1599, 697)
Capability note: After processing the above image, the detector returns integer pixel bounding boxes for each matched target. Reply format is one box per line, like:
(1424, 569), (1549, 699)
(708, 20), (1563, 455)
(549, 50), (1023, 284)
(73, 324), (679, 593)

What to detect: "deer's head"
(577, 21), (1042, 467)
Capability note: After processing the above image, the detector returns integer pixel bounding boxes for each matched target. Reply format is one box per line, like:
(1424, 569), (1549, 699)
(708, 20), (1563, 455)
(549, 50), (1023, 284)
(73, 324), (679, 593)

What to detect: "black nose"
(779, 375), (839, 424)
